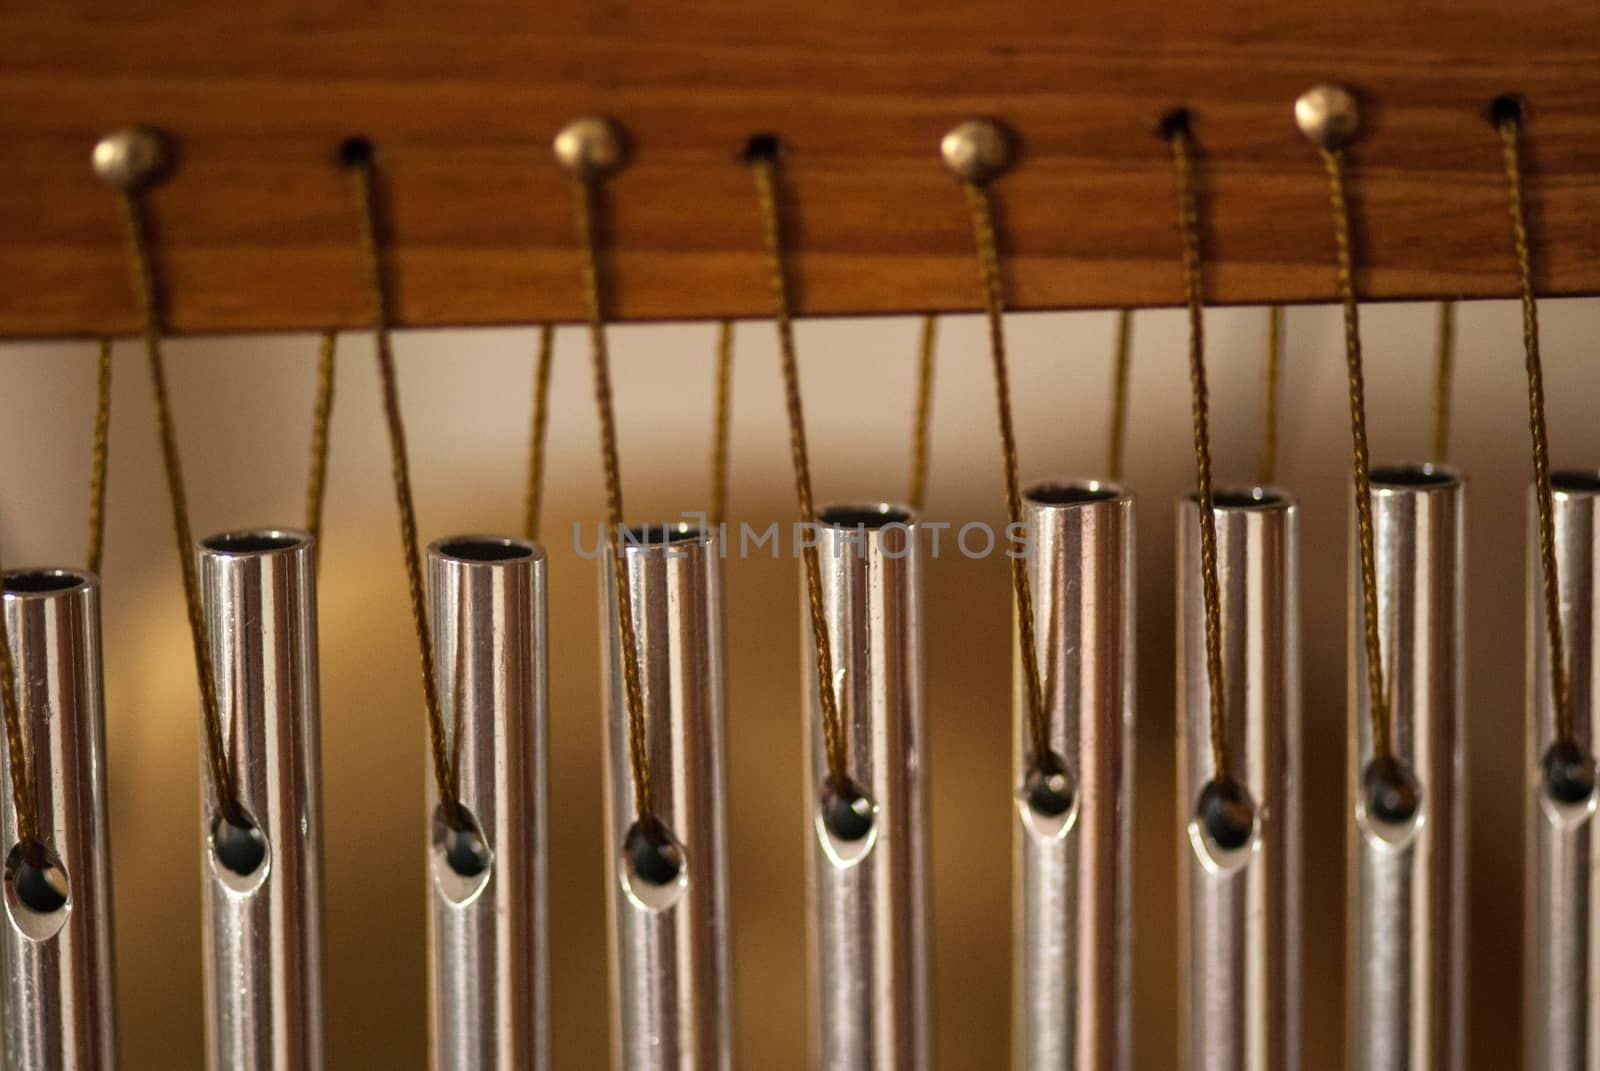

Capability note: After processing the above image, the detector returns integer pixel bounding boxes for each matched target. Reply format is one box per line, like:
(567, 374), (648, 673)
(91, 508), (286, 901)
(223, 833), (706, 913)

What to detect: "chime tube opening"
(0, 567), (117, 1066)
(600, 523), (732, 1069)
(1177, 488), (1300, 1071)
(1348, 465), (1465, 1070)
(1551, 469), (1600, 494)
(806, 503), (930, 1068)
(1027, 479), (1125, 506)
(1526, 470), (1600, 1068)
(817, 503), (912, 529)
(3, 570), (89, 594)
(197, 529), (324, 1070)
(435, 535), (537, 563)
(425, 534), (548, 1070)
(1013, 482), (1133, 1070)
(202, 530), (306, 555)
(1369, 462), (1460, 489)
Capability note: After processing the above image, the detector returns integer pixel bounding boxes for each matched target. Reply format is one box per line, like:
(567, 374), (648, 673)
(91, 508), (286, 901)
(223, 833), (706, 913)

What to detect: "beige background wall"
(3, 298), (1595, 1068)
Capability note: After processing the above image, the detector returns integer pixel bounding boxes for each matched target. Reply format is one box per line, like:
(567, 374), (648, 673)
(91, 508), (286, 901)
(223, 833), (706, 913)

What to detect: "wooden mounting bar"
(3, 1), (1599, 338)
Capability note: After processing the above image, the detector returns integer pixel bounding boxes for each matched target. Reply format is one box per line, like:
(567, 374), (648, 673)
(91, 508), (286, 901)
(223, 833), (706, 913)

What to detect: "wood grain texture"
(2, 0), (1599, 337)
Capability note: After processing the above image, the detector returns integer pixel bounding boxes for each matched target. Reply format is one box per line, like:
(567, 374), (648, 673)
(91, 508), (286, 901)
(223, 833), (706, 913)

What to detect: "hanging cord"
(1431, 301), (1456, 465)
(108, 184), (246, 826)
(304, 330), (337, 557)
(523, 324), (556, 542)
(1106, 309), (1134, 482)
(1496, 98), (1573, 745)
(1297, 87), (1394, 762)
(339, 140), (463, 825)
(709, 320), (735, 528)
(556, 122), (658, 824)
(1258, 306), (1284, 486)
(907, 314), (938, 511)
(743, 139), (851, 791)
(86, 339), (114, 576)
(1165, 114), (1231, 782)
(939, 121), (1050, 770)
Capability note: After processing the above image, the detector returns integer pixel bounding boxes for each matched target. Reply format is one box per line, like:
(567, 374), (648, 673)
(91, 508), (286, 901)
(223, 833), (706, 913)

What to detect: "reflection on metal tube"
(806, 504), (930, 1069)
(601, 524), (733, 1070)
(1013, 482), (1133, 1071)
(426, 536), (549, 1071)
(198, 529), (324, 1071)
(1526, 471), (1600, 1070)
(0, 568), (116, 1069)
(1178, 488), (1300, 1071)
(1347, 465), (1466, 1071)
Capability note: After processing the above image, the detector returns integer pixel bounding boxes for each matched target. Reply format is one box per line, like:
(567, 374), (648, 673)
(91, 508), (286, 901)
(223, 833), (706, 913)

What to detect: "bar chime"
(0, 77), (1591, 1071)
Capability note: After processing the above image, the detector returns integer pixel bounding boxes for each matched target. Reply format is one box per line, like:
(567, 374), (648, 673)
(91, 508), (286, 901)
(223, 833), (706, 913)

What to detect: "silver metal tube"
(805, 504), (930, 1070)
(1347, 464), (1466, 1071)
(601, 523), (733, 1070)
(1526, 470), (1600, 1070)
(198, 529), (324, 1071)
(426, 535), (549, 1071)
(0, 568), (116, 1069)
(1177, 488), (1300, 1071)
(1013, 482), (1133, 1071)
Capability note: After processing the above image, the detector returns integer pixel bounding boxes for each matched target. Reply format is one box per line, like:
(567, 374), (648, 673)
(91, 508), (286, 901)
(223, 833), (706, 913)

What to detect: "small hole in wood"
(338, 136), (375, 169)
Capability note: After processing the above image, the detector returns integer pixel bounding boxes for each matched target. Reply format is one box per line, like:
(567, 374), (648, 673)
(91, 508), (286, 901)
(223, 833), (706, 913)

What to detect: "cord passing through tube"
(806, 504), (932, 1069)
(426, 535), (550, 1071)
(1178, 488), (1301, 1071)
(0, 568), (117, 1070)
(197, 529), (325, 1071)
(1013, 481), (1134, 1071)
(601, 524), (734, 1071)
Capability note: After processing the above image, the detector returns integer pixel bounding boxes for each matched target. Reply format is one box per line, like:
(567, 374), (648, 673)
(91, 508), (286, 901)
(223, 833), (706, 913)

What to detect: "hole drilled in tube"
(1543, 739), (1597, 805)
(1017, 749), (1079, 839)
(621, 817), (688, 911)
(212, 812), (268, 878)
(202, 531), (304, 554)
(4, 842), (70, 940)
(431, 804), (492, 904)
(437, 537), (534, 563)
(817, 776), (879, 866)
(1028, 482), (1121, 506)
(1371, 463), (1458, 489)
(818, 505), (912, 529)
(4, 571), (87, 594)
(1359, 755), (1423, 846)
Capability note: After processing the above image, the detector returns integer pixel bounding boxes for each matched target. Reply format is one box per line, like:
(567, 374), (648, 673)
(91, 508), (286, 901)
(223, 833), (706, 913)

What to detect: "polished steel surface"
(426, 536), (549, 1071)
(1013, 483), (1133, 1071)
(1526, 471), (1600, 1070)
(1178, 489), (1300, 1071)
(601, 525), (733, 1070)
(1347, 466), (1466, 1071)
(806, 505), (930, 1070)
(0, 569), (117, 1069)
(198, 530), (324, 1071)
